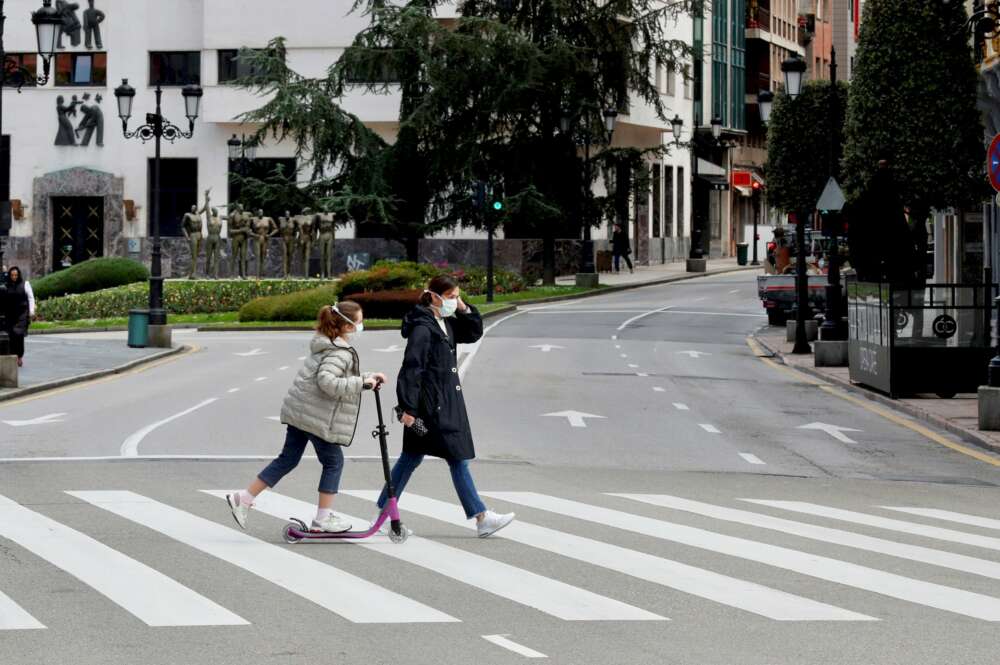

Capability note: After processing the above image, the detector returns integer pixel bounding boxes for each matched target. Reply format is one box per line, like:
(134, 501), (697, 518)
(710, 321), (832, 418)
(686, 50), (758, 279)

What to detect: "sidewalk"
(753, 328), (1000, 455)
(556, 257), (756, 288)
(0, 337), (182, 402)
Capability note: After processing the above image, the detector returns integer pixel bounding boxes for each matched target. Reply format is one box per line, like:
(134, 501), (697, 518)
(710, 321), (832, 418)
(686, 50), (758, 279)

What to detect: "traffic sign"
(988, 134), (1000, 192)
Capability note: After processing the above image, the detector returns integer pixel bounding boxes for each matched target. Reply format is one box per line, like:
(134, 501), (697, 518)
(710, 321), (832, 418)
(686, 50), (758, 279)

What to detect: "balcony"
(747, 6), (770, 33)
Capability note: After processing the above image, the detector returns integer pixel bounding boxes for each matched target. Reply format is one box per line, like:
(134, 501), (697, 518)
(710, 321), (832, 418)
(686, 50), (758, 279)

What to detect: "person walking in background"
(375, 275), (515, 538)
(612, 224), (634, 274)
(3, 267), (35, 368)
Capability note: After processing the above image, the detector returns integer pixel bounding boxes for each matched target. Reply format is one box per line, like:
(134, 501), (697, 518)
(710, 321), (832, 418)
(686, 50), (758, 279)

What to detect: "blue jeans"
(258, 425), (345, 494)
(376, 450), (487, 519)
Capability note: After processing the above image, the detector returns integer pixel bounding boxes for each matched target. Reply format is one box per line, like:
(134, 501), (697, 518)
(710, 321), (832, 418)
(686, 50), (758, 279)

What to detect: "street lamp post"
(819, 46), (847, 342)
(0, 1), (60, 355)
(114, 79), (203, 336)
(754, 90), (774, 267)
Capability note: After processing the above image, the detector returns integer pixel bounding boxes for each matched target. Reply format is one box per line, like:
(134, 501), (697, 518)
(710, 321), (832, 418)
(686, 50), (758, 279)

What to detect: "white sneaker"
(226, 493), (250, 530)
(477, 510), (515, 538)
(371, 510), (414, 537)
(311, 514), (352, 533)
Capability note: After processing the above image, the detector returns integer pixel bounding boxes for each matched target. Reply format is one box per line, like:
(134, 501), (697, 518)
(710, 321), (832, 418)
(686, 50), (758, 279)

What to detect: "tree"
(765, 80), (848, 215)
(842, 0), (986, 283)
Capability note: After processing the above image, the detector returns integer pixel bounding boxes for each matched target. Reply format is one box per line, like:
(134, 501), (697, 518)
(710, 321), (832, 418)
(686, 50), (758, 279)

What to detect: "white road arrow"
(797, 422), (862, 444)
(530, 344), (565, 353)
(676, 350), (712, 359)
(234, 348), (266, 357)
(373, 345), (404, 353)
(3, 413), (67, 427)
(542, 411), (606, 428)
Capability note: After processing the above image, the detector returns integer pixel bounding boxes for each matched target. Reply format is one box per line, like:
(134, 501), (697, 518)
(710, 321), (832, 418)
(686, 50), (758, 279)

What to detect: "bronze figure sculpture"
(278, 210), (298, 278)
(227, 203), (251, 279)
(181, 201), (205, 279)
(251, 209), (278, 279)
(317, 213), (336, 279)
(296, 208), (318, 277)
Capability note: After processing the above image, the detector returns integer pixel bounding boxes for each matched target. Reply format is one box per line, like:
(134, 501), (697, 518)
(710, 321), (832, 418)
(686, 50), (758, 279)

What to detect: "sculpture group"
(182, 192), (336, 279)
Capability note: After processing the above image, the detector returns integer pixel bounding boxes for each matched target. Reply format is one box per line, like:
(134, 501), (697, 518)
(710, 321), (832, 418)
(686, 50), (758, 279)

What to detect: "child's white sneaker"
(311, 514), (352, 533)
(477, 510), (515, 538)
(226, 493), (251, 530)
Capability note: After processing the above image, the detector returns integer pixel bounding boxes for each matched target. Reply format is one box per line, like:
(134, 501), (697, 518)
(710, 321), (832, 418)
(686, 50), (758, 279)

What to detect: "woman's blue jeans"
(376, 450), (487, 519)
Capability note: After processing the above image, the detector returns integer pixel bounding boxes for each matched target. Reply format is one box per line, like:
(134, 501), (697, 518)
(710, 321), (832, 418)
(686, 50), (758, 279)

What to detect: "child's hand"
(371, 372), (387, 384)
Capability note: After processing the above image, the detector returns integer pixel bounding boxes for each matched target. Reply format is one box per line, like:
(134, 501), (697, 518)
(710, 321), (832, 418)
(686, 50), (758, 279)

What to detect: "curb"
(0, 345), (190, 404)
(30, 324), (202, 336)
(751, 333), (1000, 457)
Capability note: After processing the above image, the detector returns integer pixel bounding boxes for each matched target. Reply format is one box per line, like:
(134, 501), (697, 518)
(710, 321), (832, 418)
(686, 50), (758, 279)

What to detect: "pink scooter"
(282, 380), (409, 544)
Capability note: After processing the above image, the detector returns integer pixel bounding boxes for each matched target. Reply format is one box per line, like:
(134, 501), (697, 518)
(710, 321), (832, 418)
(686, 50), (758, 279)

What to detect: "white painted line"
(628, 364), (639, 368)
(208, 491), (659, 621)
(70, 491), (456, 624)
(739, 453), (766, 465)
(615, 344), (621, 349)
(676, 350), (711, 358)
(0, 494), (244, 627)
(618, 495), (1000, 583)
(637, 373), (649, 377)
(611, 335), (618, 340)
(267, 416), (281, 422)
(699, 424), (721, 434)
(620, 354), (628, 358)
(496, 493), (1000, 621)
(672, 403), (689, 411)
(653, 387), (665, 392)
(119, 398), (218, 457)
(234, 348), (266, 357)
(2, 413), (67, 427)
(298, 356), (306, 361)
(227, 388), (240, 393)
(529, 344), (565, 353)
(542, 411), (606, 428)
(881, 507), (1000, 531)
(797, 422), (862, 444)
(278, 365), (290, 370)
(0, 454), (440, 463)
(659, 310), (767, 318)
(343, 491), (871, 621)
(373, 345), (404, 353)
(482, 635), (548, 659)
(255, 377), (267, 382)
(744, 501), (1000, 553)
(0, 589), (45, 630)
(693, 297), (706, 302)
(617, 305), (674, 332)
(458, 309), (527, 382)
(729, 289), (740, 294)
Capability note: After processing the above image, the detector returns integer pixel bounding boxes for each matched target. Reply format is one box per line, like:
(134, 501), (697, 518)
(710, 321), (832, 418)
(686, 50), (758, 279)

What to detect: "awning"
(698, 174), (730, 190)
(697, 158), (726, 177)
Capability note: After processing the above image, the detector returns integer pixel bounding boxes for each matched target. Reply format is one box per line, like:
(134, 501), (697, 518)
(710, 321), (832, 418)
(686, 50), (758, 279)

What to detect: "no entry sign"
(989, 134), (1000, 192)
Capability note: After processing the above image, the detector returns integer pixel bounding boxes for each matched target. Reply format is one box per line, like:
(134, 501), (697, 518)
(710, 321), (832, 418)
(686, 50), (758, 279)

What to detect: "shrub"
(38, 279), (324, 321)
(240, 285), (340, 322)
(337, 265), (425, 298)
(348, 289), (422, 320)
(451, 266), (526, 295)
(32, 258), (149, 301)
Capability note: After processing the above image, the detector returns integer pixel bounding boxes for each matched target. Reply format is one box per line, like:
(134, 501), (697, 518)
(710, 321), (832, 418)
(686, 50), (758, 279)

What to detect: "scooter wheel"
(282, 523), (303, 544)
(388, 526), (409, 544)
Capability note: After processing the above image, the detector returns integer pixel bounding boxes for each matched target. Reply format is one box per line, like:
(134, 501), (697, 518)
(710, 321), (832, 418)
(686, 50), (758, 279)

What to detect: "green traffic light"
(493, 201), (502, 211)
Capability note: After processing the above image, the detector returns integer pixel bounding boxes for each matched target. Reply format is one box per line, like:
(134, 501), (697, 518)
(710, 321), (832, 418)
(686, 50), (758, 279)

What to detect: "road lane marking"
(628, 364), (639, 368)
(71, 491), (456, 624)
(278, 365), (289, 370)
(255, 377), (267, 382)
(617, 305), (675, 332)
(798, 422), (861, 444)
(492, 493), (1000, 621)
(482, 635), (548, 659)
(621, 495), (1000, 582)
(699, 424), (721, 434)
(0, 590), (45, 630)
(672, 403), (689, 410)
(373, 345), (404, 353)
(744, 501), (1000, 553)
(738, 453), (766, 465)
(730, 289), (740, 294)
(205, 491), (659, 622)
(676, 350), (711, 358)
(119, 398), (219, 457)
(653, 387), (665, 392)
(228, 388), (240, 393)
(663, 310), (766, 318)
(2, 413), (67, 427)
(234, 348), (266, 357)
(542, 411), (606, 428)
(529, 345), (565, 353)
(458, 309), (528, 382)
(882, 507), (1000, 531)
(346, 491), (872, 621)
(0, 494), (245, 627)
(637, 373), (649, 377)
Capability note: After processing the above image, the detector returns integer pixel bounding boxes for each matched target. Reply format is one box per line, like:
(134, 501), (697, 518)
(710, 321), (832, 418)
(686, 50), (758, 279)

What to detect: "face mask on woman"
(438, 297), (458, 318)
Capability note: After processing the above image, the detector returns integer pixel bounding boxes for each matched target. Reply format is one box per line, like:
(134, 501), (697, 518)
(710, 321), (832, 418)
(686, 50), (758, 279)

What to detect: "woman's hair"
(7, 266), (22, 284)
(420, 274), (459, 307)
(316, 300), (362, 340)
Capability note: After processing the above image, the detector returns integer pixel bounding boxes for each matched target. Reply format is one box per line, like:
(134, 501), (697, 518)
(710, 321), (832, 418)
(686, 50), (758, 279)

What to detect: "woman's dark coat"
(4, 268), (30, 337)
(396, 304), (483, 461)
(612, 230), (631, 255)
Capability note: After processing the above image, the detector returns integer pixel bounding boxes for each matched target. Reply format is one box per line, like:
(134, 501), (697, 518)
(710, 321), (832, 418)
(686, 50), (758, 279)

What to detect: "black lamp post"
(753, 90), (774, 267)
(818, 46), (847, 342)
(0, 1), (60, 356)
(562, 105), (618, 278)
(114, 79), (203, 330)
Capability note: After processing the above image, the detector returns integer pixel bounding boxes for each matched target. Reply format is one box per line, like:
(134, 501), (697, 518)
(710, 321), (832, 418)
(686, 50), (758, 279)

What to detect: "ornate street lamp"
(757, 90), (774, 125)
(710, 115), (723, 140)
(114, 79), (203, 341)
(781, 53), (807, 100)
(670, 114), (684, 143)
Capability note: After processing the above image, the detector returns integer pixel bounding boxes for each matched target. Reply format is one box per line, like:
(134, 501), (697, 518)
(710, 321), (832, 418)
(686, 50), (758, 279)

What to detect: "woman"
(612, 224), (634, 274)
(4, 267), (35, 367)
(375, 275), (515, 538)
(227, 301), (386, 533)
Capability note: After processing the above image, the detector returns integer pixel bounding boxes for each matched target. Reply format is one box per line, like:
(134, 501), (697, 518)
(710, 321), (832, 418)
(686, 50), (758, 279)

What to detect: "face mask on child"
(331, 304), (362, 337)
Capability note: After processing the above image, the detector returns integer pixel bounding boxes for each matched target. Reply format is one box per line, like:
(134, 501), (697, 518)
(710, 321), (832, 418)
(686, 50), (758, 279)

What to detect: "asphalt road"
(2, 270), (1000, 665)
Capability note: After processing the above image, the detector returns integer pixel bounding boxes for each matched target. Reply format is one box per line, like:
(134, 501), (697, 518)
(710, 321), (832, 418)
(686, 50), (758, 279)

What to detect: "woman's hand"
(456, 296), (469, 313)
(401, 412), (416, 427)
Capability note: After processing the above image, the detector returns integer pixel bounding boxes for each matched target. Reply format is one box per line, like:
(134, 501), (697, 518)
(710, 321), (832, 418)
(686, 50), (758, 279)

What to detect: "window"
(55, 53), (107, 86)
(343, 50), (400, 84)
(652, 163), (661, 238)
(3, 53), (37, 87)
(218, 48), (279, 84)
(150, 158), (198, 237)
(666, 67), (676, 96)
(149, 51), (201, 86)
(665, 166), (674, 237)
(655, 59), (664, 93)
(677, 167), (685, 236)
(683, 65), (691, 99)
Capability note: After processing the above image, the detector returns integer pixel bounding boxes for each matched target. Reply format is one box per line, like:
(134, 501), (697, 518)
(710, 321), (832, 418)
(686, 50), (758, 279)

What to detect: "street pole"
(580, 133), (595, 274)
(689, 141), (703, 259)
(792, 209), (812, 354)
(149, 85), (166, 327)
(0, 0), (9, 356)
(820, 46), (845, 341)
(751, 191), (760, 265)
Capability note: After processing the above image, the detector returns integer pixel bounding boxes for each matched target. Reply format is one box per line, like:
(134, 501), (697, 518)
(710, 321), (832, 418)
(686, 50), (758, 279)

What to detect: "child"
(227, 301), (386, 532)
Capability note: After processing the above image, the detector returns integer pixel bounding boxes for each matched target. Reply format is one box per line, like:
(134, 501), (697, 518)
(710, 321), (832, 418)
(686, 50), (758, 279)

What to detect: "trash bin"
(127, 309), (150, 348)
(736, 243), (749, 266)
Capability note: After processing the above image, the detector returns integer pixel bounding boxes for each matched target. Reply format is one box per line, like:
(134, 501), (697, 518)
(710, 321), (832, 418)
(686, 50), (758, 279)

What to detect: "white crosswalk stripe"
(483, 492), (1000, 621)
(0, 494), (245, 627)
(744, 500), (1000, 552)
(0, 590), (45, 631)
(881, 506), (1000, 532)
(343, 490), (873, 621)
(612, 494), (1000, 581)
(202, 490), (663, 622)
(68, 491), (457, 624)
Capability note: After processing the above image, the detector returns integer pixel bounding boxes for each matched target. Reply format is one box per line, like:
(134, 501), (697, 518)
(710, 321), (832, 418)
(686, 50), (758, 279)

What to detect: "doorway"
(52, 196), (104, 271)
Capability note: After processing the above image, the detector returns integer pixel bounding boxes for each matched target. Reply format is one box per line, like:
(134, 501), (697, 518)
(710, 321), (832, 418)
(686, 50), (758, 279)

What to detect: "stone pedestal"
(148, 325), (173, 349)
(786, 319), (819, 342)
(813, 340), (849, 367)
(575, 272), (600, 288)
(978, 386), (1000, 431)
(0, 356), (17, 388)
(686, 258), (707, 273)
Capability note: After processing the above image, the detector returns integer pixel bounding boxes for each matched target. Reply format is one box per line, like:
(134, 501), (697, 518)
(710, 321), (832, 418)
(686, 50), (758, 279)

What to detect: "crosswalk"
(2, 489), (1000, 630)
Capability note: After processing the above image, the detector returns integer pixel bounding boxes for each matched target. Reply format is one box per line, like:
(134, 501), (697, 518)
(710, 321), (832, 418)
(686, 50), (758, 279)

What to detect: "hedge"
(32, 258), (149, 301)
(38, 279), (325, 321)
(347, 289), (422, 320)
(239, 285), (340, 322)
(338, 261), (526, 297)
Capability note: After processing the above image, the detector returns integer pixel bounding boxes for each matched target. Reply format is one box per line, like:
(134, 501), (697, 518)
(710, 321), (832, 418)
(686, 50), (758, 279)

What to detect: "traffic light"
(491, 182), (504, 212)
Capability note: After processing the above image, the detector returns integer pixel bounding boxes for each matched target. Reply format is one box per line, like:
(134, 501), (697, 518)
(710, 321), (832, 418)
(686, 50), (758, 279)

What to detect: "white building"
(1, 0), (692, 277)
